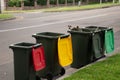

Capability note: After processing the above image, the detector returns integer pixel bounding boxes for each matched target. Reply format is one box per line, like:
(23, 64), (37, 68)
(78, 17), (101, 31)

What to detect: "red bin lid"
(32, 46), (46, 71)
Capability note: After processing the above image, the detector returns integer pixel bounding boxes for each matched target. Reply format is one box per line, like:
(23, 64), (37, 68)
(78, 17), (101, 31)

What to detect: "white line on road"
(0, 13), (108, 33)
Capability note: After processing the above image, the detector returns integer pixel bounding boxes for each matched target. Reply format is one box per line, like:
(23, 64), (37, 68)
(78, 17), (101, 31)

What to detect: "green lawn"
(43, 3), (120, 12)
(0, 13), (14, 20)
(64, 53), (120, 80)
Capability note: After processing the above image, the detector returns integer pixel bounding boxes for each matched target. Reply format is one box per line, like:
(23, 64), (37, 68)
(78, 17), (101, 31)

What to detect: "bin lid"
(32, 46), (46, 71)
(58, 36), (73, 67)
(85, 26), (113, 31)
(32, 32), (69, 39)
(9, 42), (42, 49)
(68, 29), (93, 35)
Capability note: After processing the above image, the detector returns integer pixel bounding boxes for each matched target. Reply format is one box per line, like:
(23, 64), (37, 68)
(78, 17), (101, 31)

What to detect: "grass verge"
(43, 2), (120, 12)
(4, 2), (120, 13)
(0, 13), (14, 20)
(1, 2), (120, 20)
(4, 10), (42, 13)
(64, 53), (120, 80)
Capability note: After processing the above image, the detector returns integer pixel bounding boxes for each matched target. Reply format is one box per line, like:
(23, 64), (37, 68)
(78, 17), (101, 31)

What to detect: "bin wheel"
(36, 76), (41, 80)
(60, 68), (65, 75)
(46, 73), (53, 80)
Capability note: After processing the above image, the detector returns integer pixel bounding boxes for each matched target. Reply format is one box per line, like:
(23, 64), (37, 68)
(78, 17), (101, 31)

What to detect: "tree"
(4, 0), (8, 10)
(113, 0), (115, 3)
(86, 0), (89, 4)
(21, 0), (24, 10)
(100, 0), (102, 4)
(47, 0), (50, 7)
(0, 0), (1, 13)
(0, 0), (5, 13)
(65, 0), (67, 6)
(56, 0), (59, 6)
(72, 0), (75, 5)
(34, 0), (37, 8)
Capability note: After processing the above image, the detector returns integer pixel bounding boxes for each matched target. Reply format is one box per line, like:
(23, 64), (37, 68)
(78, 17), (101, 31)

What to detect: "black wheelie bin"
(68, 28), (94, 68)
(32, 32), (69, 80)
(9, 42), (43, 80)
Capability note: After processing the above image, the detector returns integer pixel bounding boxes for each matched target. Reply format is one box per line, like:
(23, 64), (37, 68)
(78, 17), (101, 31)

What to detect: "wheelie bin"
(68, 28), (95, 68)
(82, 27), (106, 60)
(85, 26), (114, 54)
(9, 42), (45, 80)
(32, 32), (69, 80)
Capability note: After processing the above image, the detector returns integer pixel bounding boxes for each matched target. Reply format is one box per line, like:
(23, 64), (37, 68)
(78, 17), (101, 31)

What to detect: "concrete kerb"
(0, 11), (43, 21)
(0, 17), (16, 21)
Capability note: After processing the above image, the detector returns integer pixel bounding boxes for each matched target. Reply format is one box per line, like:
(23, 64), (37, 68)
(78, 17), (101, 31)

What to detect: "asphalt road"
(0, 6), (120, 80)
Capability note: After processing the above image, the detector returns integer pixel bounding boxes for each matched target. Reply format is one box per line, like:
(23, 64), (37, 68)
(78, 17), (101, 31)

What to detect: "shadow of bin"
(9, 42), (43, 80)
(32, 32), (69, 80)
(68, 29), (94, 68)
(85, 26), (114, 54)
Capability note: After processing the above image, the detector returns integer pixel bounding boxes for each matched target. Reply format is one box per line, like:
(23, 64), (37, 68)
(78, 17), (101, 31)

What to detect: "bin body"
(9, 42), (42, 80)
(32, 32), (68, 78)
(68, 31), (94, 68)
(92, 32), (104, 59)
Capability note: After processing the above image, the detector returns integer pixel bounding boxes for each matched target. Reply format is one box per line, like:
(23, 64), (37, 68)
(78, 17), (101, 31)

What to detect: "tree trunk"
(0, 0), (2, 13)
(100, 0), (102, 4)
(34, 0), (37, 8)
(86, 0), (89, 4)
(72, 0), (75, 5)
(113, 0), (115, 3)
(6, 0), (9, 10)
(21, 0), (24, 10)
(56, 0), (59, 6)
(0, 0), (5, 13)
(4, 0), (7, 10)
(0, 5), (1, 13)
(65, 0), (67, 6)
(47, 0), (50, 7)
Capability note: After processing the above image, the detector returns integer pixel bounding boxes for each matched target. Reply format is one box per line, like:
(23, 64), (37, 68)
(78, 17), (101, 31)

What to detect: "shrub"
(8, 0), (21, 7)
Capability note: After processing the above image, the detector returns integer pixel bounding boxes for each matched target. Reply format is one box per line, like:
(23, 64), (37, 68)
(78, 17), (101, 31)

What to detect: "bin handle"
(32, 47), (42, 58)
(95, 27), (99, 32)
(32, 44), (42, 49)
(58, 35), (71, 40)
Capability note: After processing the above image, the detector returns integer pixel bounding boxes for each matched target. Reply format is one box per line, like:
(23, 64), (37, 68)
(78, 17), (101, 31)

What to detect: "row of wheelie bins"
(69, 26), (114, 68)
(9, 26), (114, 80)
